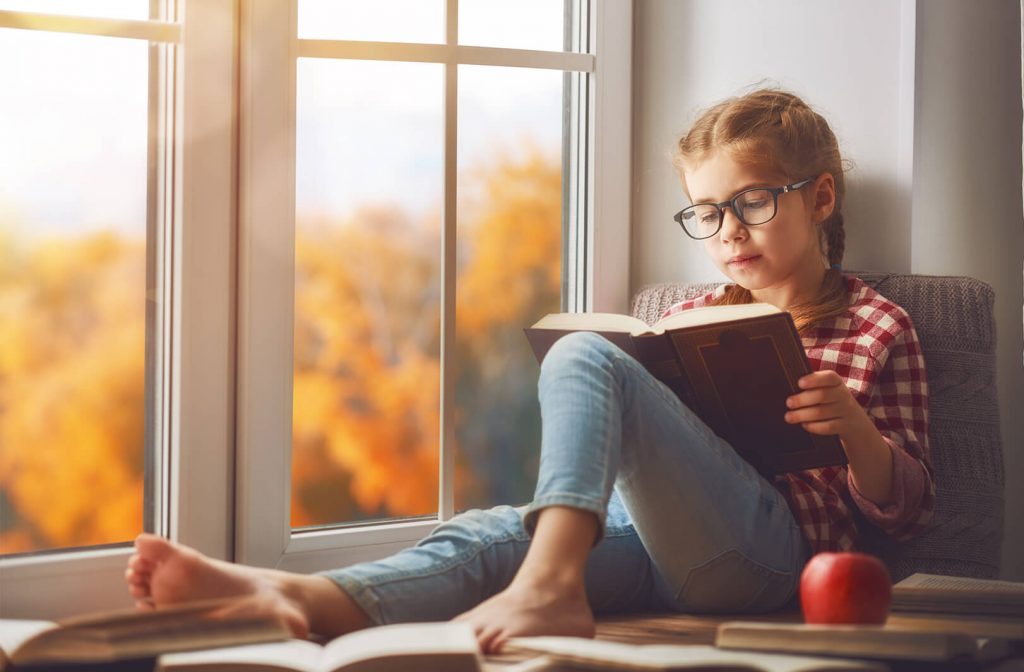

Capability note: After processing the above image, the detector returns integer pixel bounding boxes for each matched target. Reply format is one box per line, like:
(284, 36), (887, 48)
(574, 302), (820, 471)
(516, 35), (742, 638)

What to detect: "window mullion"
(438, 0), (459, 522)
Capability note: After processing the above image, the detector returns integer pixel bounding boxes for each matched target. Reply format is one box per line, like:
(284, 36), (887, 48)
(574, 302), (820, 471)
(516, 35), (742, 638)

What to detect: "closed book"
(524, 303), (846, 477)
(891, 573), (1024, 619)
(714, 621), (1013, 663)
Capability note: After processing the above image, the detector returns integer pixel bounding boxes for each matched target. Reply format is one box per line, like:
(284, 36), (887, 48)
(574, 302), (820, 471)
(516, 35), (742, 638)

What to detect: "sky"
(0, 0), (567, 239)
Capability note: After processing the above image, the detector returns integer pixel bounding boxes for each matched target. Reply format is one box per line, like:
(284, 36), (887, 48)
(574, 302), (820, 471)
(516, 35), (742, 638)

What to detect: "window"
(0, 0), (630, 616)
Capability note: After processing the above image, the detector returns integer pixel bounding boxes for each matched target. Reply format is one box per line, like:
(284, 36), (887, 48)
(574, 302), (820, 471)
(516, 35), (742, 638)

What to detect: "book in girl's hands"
(0, 598), (290, 670)
(503, 637), (888, 671)
(525, 303), (846, 477)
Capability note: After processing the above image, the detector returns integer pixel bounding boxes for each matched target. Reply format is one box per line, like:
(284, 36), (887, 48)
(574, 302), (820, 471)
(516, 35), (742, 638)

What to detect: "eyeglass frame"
(672, 177), (815, 240)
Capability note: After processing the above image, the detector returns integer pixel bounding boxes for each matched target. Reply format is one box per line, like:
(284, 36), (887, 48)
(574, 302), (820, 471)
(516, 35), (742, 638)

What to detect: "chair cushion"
(630, 272), (1004, 579)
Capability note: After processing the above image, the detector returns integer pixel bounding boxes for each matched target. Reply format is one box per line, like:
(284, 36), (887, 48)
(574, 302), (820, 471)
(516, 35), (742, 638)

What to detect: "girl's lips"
(728, 255), (761, 266)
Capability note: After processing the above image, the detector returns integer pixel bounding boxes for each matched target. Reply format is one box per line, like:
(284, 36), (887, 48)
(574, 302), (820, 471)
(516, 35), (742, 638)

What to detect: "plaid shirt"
(662, 276), (936, 553)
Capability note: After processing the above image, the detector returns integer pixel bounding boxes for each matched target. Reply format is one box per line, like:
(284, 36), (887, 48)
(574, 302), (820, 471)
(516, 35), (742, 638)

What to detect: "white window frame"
(0, 1), (237, 618)
(236, 0), (632, 571)
(0, 0), (631, 616)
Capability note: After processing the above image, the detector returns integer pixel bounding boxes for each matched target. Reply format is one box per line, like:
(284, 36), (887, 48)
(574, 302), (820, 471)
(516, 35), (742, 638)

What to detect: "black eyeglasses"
(673, 178), (814, 240)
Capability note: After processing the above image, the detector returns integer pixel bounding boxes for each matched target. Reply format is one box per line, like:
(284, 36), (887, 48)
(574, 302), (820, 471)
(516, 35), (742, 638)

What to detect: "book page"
(321, 622), (479, 671)
(159, 638), (323, 672)
(653, 302), (781, 332)
(530, 312), (650, 335)
(0, 620), (53, 658)
(504, 637), (886, 671)
(896, 573), (1024, 595)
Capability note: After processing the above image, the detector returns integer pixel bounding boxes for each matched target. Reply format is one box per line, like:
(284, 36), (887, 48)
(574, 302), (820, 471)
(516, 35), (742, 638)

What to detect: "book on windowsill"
(524, 303), (847, 477)
(503, 636), (889, 671)
(714, 621), (1020, 664)
(1, 613), (480, 672)
(890, 572), (1024, 618)
(0, 598), (290, 671)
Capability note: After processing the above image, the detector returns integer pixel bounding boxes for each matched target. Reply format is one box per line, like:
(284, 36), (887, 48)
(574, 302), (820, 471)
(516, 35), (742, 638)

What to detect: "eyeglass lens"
(680, 188), (777, 238)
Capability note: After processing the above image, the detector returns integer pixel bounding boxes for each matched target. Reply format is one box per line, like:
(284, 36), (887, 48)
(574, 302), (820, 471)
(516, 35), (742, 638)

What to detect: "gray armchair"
(630, 272), (1004, 581)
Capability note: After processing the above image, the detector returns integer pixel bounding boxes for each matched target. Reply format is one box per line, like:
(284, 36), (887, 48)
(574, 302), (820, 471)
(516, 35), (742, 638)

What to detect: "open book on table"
(1, 612), (480, 672)
(157, 622), (480, 672)
(503, 636), (888, 672)
(0, 598), (290, 670)
(524, 303), (846, 476)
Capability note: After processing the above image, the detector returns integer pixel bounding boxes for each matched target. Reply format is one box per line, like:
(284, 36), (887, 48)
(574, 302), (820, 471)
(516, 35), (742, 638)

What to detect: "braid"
(823, 211), (846, 267)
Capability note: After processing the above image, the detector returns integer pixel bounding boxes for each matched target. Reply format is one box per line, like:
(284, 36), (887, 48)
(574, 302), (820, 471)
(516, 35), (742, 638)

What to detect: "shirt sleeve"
(847, 319), (936, 540)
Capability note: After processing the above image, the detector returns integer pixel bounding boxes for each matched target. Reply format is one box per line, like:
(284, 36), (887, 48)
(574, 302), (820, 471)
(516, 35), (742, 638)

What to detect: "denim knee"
(540, 331), (620, 380)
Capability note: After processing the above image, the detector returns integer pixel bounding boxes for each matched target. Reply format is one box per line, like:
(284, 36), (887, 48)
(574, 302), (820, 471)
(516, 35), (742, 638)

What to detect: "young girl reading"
(124, 89), (936, 654)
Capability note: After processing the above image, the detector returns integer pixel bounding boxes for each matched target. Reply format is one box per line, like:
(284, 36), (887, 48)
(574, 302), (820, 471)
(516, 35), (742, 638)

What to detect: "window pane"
(455, 65), (564, 512)
(293, 59), (443, 529)
(0, 0), (149, 20)
(459, 0), (571, 52)
(298, 0), (444, 43)
(0, 29), (150, 555)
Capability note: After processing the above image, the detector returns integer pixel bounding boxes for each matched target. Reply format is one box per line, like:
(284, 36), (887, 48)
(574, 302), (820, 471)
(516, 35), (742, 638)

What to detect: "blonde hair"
(673, 89), (849, 333)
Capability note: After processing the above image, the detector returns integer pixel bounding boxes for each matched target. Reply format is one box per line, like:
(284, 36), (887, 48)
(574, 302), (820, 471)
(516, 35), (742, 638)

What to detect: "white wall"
(630, 0), (1023, 580)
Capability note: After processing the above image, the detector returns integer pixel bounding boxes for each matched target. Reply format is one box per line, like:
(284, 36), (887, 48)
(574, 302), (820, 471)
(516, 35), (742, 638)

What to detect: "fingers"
(796, 370), (843, 389)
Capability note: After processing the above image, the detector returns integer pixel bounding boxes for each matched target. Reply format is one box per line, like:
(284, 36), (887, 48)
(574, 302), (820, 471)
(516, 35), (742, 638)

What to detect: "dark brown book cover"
(524, 311), (846, 477)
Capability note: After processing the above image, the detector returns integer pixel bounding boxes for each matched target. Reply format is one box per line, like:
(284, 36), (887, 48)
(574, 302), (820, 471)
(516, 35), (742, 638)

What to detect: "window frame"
(235, 0), (632, 571)
(0, 0), (237, 618)
(0, 0), (632, 616)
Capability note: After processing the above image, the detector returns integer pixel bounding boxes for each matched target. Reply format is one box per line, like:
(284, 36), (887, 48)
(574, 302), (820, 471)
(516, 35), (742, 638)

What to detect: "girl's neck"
(749, 262), (828, 312)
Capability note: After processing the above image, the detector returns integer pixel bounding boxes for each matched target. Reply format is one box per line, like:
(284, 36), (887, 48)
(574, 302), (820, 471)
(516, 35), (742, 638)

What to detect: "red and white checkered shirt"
(662, 275), (936, 554)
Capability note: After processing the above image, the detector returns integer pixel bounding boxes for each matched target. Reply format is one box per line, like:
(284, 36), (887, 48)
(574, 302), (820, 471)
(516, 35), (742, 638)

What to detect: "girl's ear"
(810, 172), (836, 223)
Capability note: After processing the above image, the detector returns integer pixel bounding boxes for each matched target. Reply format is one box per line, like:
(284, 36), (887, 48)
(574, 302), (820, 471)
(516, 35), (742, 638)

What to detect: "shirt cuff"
(848, 437), (925, 529)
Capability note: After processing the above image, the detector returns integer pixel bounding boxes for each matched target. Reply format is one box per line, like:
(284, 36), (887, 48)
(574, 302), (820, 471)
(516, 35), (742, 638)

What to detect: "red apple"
(799, 552), (892, 624)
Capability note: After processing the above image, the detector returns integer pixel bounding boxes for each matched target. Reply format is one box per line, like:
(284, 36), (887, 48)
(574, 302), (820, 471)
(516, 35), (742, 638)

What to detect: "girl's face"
(681, 149), (832, 307)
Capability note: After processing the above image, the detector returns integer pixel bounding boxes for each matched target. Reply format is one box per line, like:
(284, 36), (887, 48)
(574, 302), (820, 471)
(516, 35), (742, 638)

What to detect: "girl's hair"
(673, 89), (849, 333)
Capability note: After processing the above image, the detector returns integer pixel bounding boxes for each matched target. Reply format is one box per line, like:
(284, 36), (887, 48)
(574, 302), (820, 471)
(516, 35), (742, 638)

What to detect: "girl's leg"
(524, 331), (810, 614)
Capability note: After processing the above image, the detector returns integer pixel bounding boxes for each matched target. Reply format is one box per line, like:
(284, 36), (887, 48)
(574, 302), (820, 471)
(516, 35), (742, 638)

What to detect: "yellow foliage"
(0, 231), (145, 553)
(0, 148), (562, 551)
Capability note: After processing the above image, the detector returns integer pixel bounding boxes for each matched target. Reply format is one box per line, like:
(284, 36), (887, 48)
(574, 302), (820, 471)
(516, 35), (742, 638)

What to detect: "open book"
(714, 621), (1017, 663)
(525, 303), (846, 476)
(503, 637), (888, 672)
(0, 614), (479, 672)
(891, 572), (1024, 618)
(157, 622), (479, 671)
(0, 598), (290, 670)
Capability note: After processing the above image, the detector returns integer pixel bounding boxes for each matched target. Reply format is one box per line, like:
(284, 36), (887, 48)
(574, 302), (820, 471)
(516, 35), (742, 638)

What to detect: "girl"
(125, 89), (936, 654)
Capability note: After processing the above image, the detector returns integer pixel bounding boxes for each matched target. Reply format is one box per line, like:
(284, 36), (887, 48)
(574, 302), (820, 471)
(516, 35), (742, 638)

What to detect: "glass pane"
(0, 29), (150, 555)
(459, 0), (571, 52)
(298, 0), (444, 43)
(455, 65), (564, 512)
(293, 59), (443, 529)
(0, 0), (149, 20)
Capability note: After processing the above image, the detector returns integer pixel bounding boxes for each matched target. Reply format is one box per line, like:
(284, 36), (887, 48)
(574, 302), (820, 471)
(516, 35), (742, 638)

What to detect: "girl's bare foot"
(455, 506), (600, 654)
(124, 533), (369, 639)
(454, 576), (595, 654)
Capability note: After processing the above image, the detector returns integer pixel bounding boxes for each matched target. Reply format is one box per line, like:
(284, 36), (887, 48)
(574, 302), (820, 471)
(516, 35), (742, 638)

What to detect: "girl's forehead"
(682, 149), (787, 200)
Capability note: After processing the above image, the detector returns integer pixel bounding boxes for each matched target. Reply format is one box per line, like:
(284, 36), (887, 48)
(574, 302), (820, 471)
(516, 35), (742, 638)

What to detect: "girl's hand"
(784, 370), (870, 439)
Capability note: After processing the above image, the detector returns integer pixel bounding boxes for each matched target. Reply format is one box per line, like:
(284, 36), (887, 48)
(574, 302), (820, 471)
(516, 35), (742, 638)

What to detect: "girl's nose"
(718, 206), (747, 242)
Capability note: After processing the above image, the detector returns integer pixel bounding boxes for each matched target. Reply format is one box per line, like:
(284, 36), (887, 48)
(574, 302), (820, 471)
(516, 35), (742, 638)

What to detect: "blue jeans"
(322, 332), (810, 623)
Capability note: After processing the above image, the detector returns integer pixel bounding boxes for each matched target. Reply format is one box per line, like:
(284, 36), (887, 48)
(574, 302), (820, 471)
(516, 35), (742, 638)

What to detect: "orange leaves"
(0, 148), (563, 551)
(0, 230), (145, 553)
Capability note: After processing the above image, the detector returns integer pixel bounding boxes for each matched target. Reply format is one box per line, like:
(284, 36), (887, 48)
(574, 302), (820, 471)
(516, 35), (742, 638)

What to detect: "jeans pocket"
(674, 548), (797, 614)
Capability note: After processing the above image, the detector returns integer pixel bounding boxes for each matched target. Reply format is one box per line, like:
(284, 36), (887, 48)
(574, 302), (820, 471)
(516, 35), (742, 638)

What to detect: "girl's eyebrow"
(691, 181), (774, 204)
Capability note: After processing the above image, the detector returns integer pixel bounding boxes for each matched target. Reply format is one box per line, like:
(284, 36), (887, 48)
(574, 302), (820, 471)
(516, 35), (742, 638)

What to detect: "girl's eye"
(698, 211), (719, 224)
(741, 198), (769, 209)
